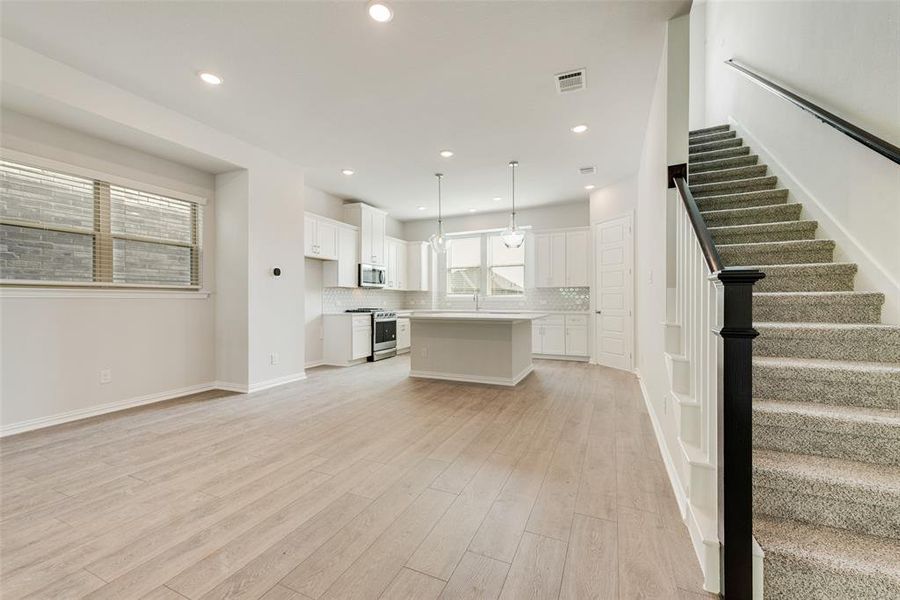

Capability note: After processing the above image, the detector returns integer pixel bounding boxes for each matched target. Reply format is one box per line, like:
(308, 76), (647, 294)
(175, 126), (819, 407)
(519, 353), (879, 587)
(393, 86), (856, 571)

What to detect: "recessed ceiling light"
(367, 1), (393, 22)
(199, 72), (223, 85)
(571, 124), (588, 134)
(417, 206), (426, 211)
(341, 168), (355, 176)
(439, 150), (454, 158)
(469, 208), (477, 213)
(492, 197), (502, 201)
(584, 184), (596, 190)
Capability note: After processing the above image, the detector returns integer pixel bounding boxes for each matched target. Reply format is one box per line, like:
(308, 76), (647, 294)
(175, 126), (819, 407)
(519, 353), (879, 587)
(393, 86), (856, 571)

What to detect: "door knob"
(595, 310), (602, 314)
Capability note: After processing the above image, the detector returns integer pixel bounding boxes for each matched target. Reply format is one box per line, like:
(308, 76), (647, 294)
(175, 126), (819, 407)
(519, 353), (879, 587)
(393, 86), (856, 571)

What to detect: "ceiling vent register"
(556, 69), (586, 93)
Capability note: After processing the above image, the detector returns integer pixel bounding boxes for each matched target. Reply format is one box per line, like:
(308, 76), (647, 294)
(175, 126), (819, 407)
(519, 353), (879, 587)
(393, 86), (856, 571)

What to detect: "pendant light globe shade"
(429, 173), (448, 254)
(501, 160), (525, 248)
(500, 218), (525, 249)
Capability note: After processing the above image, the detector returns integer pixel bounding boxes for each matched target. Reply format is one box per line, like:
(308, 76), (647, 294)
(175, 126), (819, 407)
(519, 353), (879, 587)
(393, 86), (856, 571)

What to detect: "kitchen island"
(408, 312), (546, 386)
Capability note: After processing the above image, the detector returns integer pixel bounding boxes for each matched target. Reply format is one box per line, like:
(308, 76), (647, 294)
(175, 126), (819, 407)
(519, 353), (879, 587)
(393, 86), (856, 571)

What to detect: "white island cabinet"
(409, 313), (546, 386)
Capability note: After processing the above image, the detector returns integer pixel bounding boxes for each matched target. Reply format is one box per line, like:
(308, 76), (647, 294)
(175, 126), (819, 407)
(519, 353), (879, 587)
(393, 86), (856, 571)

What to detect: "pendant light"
(428, 173), (449, 254)
(500, 160), (525, 248)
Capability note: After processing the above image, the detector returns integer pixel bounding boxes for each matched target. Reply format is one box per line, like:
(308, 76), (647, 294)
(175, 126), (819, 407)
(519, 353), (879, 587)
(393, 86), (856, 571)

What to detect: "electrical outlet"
(270, 352), (279, 366)
(99, 369), (112, 384)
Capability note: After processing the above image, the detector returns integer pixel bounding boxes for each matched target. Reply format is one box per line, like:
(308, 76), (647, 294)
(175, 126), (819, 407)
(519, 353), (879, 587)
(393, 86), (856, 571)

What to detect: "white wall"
(1, 39), (310, 430)
(589, 176), (636, 224)
(304, 259), (324, 367)
(696, 1), (900, 322)
(403, 200), (590, 241)
(0, 111), (217, 431)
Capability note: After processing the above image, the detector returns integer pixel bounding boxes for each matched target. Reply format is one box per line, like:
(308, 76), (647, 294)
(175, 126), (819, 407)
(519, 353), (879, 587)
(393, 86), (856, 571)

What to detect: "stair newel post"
(716, 267), (765, 599)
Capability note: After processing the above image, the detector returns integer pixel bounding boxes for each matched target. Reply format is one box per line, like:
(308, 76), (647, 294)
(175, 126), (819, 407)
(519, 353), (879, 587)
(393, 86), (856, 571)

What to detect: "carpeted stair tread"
(701, 202), (801, 227)
(754, 449), (900, 508)
(688, 130), (737, 145)
(689, 163), (768, 185)
(754, 516), (900, 598)
(753, 291), (884, 324)
(750, 262), (857, 293)
(690, 124), (730, 137)
(709, 220), (817, 244)
(755, 322), (900, 362)
(689, 154), (760, 174)
(689, 137), (744, 154)
(719, 239), (835, 266)
(689, 145), (751, 164)
(690, 175), (778, 197)
(696, 188), (789, 212)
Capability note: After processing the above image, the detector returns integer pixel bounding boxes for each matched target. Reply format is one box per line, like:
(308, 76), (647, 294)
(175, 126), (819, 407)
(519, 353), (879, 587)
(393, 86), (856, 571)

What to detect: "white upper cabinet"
(406, 242), (430, 291)
(344, 203), (387, 266)
(533, 228), (590, 288)
(304, 213), (340, 260)
(385, 237), (409, 290)
(565, 230), (589, 287)
(323, 224), (359, 288)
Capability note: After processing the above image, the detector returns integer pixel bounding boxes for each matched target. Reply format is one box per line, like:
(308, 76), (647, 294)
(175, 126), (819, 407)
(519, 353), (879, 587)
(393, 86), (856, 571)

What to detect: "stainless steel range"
(345, 308), (397, 361)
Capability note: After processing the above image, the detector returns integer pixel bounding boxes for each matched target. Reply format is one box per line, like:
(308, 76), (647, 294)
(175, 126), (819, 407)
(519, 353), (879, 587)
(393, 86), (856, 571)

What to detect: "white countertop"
(409, 311), (547, 322)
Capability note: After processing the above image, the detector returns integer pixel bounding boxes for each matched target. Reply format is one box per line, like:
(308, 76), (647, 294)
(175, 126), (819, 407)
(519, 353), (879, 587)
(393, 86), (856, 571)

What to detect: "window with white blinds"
(0, 159), (202, 288)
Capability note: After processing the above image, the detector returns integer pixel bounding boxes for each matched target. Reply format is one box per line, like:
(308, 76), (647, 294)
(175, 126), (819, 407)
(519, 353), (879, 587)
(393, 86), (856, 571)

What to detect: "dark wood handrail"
(725, 59), (900, 165)
(674, 177), (724, 273)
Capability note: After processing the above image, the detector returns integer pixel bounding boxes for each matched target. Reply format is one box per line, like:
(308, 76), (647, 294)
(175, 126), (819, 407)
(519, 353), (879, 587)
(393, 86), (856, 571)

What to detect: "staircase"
(688, 125), (900, 599)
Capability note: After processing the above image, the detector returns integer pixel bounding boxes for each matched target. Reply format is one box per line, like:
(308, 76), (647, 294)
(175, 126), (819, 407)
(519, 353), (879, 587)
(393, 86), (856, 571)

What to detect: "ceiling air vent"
(556, 69), (586, 93)
(579, 166), (596, 175)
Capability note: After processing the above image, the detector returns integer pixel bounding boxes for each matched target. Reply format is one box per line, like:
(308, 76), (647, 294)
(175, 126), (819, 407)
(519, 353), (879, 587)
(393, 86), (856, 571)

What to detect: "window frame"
(0, 152), (205, 290)
(442, 231), (527, 300)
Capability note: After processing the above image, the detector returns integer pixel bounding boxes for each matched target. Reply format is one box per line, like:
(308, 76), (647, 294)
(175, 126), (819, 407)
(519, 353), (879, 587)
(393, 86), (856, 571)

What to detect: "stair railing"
(671, 172), (764, 599)
(724, 59), (900, 165)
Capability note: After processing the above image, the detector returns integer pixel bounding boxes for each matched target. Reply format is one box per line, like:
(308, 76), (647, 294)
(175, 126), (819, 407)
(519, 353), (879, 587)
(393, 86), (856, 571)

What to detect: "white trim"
(304, 360), (326, 369)
(0, 382), (216, 437)
(0, 147), (207, 205)
(247, 372), (307, 394)
(214, 381), (250, 394)
(591, 211), (635, 368)
(0, 287), (211, 299)
(635, 368), (721, 594)
(410, 363), (534, 387)
(728, 117), (900, 324)
(532, 353), (589, 362)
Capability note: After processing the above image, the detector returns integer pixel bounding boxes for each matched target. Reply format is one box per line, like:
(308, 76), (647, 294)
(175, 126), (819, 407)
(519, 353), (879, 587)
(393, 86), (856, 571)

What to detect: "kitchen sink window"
(444, 232), (525, 298)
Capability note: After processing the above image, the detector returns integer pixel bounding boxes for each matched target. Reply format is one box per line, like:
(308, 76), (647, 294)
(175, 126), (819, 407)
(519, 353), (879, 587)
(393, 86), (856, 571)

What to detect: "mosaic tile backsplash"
(323, 286), (589, 313)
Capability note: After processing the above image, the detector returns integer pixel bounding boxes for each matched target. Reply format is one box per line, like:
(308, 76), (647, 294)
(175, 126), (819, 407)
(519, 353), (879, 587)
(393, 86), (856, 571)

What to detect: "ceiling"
(0, 1), (682, 220)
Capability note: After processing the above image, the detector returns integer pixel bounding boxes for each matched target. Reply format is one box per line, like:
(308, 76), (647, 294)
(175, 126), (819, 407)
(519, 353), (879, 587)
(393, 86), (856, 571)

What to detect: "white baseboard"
(410, 364), (534, 387)
(247, 371), (307, 393)
(214, 381), (249, 393)
(1, 382), (216, 438)
(304, 360), (325, 369)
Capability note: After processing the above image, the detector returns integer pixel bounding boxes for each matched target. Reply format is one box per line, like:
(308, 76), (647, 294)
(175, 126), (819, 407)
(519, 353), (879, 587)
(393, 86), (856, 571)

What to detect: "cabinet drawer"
(536, 315), (565, 327)
(352, 316), (371, 329)
(565, 315), (588, 326)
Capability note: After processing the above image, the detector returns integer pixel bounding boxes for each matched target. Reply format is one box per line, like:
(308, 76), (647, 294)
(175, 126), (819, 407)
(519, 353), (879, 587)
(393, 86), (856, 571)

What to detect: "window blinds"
(0, 159), (202, 288)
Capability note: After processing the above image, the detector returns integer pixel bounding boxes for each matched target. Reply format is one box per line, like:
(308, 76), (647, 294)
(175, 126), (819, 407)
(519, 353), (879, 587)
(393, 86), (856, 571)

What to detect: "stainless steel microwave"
(358, 263), (386, 288)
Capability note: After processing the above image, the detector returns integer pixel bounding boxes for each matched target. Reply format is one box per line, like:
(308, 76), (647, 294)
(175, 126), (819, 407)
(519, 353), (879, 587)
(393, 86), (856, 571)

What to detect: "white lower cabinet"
(324, 314), (372, 365)
(397, 318), (411, 352)
(533, 314), (589, 359)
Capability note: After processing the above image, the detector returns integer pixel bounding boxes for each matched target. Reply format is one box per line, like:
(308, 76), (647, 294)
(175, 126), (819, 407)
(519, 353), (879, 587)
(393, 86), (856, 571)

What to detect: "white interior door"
(594, 214), (633, 370)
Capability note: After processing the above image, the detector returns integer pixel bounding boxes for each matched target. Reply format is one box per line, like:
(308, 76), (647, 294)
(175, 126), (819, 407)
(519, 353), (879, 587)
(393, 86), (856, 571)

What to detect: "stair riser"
(690, 125), (730, 137)
(689, 130), (737, 145)
(721, 246), (833, 267)
(754, 370), (899, 410)
(691, 178), (777, 198)
(762, 554), (900, 600)
(702, 205), (801, 227)
(689, 164), (768, 185)
(754, 270), (855, 293)
(712, 227), (816, 245)
(755, 333), (900, 362)
(689, 146), (751, 164)
(753, 296), (883, 324)
(689, 138), (743, 154)
(697, 190), (789, 212)
(754, 486), (900, 540)
(753, 424), (900, 466)
(689, 155), (759, 174)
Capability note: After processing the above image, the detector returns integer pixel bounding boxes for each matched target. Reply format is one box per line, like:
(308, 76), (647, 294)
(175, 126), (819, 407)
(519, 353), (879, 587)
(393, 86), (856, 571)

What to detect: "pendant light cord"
(509, 160), (518, 219)
(435, 173), (443, 230)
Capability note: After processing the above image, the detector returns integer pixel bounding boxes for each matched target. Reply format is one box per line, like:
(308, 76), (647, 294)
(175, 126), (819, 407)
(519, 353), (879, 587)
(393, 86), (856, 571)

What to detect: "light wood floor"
(1, 357), (715, 600)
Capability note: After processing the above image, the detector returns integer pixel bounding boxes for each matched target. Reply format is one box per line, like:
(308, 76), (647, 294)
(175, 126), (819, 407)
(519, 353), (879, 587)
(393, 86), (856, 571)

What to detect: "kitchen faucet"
(473, 290), (481, 311)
